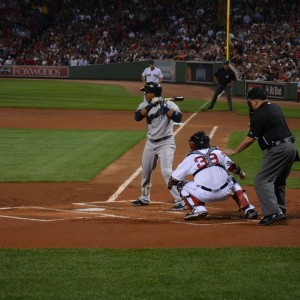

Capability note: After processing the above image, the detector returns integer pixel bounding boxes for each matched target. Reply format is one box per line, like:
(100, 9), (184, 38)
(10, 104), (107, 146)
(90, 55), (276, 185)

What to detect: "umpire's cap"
(246, 87), (267, 100)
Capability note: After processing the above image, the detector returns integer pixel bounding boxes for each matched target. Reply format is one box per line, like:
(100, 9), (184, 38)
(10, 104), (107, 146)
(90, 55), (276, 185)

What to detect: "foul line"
(106, 103), (217, 202)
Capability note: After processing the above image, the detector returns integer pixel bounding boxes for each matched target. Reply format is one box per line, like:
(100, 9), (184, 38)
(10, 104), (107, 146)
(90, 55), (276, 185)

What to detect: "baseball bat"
(164, 96), (184, 102)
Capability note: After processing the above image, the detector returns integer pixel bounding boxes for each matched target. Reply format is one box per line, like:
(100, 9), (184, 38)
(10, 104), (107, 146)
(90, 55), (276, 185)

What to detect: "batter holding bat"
(132, 82), (187, 211)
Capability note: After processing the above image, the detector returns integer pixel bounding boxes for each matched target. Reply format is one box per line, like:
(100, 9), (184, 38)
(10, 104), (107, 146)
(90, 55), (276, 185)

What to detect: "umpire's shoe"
(131, 199), (149, 206)
(259, 211), (286, 226)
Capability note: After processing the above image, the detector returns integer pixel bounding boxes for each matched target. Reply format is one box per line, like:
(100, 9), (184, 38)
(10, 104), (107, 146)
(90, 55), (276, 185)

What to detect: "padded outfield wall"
(0, 62), (297, 100)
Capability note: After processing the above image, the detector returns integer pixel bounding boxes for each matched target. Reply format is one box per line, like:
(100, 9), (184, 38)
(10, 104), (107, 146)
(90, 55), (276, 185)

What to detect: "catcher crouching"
(168, 131), (259, 221)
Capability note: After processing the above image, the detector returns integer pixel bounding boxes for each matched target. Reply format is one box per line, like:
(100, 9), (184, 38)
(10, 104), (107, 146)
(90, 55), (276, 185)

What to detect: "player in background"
(141, 60), (163, 104)
(142, 60), (163, 85)
(132, 82), (187, 211)
(168, 131), (259, 221)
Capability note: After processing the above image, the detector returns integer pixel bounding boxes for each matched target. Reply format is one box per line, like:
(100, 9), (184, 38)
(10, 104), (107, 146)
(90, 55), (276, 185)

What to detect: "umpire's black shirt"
(215, 67), (237, 86)
(247, 101), (292, 150)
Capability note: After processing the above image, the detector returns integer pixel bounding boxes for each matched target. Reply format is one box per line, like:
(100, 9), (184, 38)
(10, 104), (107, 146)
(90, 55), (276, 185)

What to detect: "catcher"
(168, 131), (259, 221)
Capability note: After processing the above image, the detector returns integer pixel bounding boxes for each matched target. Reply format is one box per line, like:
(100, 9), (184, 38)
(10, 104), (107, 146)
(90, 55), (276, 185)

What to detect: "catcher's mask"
(140, 81), (162, 97)
(189, 131), (210, 150)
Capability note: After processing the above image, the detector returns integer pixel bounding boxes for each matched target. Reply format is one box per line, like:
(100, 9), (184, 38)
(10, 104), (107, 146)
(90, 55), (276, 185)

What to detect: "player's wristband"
(162, 104), (170, 114)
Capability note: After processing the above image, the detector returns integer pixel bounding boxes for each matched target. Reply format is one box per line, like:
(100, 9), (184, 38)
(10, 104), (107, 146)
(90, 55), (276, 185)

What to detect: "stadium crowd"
(0, 0), (299, 82)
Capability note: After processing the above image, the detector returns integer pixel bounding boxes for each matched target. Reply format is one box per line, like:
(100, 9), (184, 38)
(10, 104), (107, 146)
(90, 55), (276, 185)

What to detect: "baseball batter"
(168, 131), (259, 221)
(132, 82), (186, 211)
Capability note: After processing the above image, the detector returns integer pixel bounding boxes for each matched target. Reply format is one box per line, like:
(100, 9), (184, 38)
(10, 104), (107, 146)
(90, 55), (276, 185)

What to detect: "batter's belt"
(149, 135), (172, 143)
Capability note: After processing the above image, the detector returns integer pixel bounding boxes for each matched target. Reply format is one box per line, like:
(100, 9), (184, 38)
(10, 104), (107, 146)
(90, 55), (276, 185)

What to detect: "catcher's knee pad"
(182, 193), (205, 210)
(176, 180), (188, 196)
(232, 190), (249, 211)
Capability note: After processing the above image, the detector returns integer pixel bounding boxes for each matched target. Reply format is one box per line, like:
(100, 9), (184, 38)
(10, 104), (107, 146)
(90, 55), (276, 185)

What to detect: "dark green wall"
(69, 61), (149, 80)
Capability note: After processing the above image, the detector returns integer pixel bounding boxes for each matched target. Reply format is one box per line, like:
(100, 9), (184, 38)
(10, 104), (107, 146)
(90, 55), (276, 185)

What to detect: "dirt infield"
(0, 81), (299, 248)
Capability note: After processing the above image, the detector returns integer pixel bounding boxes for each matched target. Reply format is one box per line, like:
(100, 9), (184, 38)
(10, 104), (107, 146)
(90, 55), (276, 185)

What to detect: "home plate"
(74, 208), (105, 212)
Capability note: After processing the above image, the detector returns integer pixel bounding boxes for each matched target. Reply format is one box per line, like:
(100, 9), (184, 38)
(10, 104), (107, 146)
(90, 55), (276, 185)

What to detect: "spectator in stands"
(0, 0), (299, 82)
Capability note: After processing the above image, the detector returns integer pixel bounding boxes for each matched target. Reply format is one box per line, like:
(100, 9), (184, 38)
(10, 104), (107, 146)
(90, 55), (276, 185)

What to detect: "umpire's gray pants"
(254, 142), (296, 216)
(210, 85), (233, 110)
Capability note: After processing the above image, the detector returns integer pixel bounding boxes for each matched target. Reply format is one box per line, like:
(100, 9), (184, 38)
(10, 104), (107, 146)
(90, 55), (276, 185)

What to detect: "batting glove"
(151, 97), (163, 106)
(161, 100), (170, 114)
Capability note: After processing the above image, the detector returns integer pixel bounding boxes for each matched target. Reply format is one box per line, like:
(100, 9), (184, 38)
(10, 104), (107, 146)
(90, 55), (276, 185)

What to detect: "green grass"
(0, 129), (145, 181)
(0, 79), (141, 110)
(0, 79), (205, 112)
(1, 248), (299, 299)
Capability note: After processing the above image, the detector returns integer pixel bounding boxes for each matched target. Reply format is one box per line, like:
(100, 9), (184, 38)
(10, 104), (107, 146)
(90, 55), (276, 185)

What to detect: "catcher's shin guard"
(232, 190), (250, 211)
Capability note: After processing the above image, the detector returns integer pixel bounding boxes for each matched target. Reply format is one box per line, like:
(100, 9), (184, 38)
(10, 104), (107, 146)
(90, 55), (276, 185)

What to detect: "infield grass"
(1, 248), (299, 299)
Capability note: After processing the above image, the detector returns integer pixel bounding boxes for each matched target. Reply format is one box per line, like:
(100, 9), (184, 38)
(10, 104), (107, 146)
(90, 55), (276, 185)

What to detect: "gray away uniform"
(135, 100), (182, 204)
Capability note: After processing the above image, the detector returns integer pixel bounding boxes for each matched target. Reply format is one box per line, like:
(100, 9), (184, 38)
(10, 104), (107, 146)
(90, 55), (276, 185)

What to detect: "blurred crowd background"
(0, 0), (299, 81)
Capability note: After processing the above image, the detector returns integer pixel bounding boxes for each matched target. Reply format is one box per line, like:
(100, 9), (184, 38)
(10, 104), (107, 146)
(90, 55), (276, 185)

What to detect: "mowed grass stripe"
(0, 128), (145, 182)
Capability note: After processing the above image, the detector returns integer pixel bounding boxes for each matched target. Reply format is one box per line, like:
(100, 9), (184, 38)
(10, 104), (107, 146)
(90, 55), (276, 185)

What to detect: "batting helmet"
(189, 131), (210, 150)
(140, 82), (162, 96)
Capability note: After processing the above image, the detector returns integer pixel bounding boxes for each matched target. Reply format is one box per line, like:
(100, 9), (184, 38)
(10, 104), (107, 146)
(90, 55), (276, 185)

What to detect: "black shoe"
(259, 212), (286, 226)
(207, 106), (213, 110)
(171, 201), (188, 211)
(246, 209), (259, 219)
(131, 199), (149, 206)
(184, 210), (208, 221)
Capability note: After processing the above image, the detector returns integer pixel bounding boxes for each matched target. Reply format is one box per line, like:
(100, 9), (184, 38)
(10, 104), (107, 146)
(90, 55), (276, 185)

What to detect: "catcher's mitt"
(168, 176), (180, 190)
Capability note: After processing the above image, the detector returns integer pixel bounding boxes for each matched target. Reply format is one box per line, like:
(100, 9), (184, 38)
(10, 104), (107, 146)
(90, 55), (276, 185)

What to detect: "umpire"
(225, 87), (299, 226)
(207, 60), (237, 111)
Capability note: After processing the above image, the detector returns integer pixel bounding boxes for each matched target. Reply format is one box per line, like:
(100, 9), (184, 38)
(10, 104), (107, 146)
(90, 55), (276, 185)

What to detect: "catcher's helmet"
(140, 81), (162, 96)
(189, 131), (210, 150)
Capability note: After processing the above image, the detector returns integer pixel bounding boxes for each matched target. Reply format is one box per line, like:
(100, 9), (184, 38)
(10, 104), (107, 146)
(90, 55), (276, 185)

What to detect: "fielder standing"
(132, 82), (187, 211)
(225, 87), (299, 226)
(142, 60), (163, 85)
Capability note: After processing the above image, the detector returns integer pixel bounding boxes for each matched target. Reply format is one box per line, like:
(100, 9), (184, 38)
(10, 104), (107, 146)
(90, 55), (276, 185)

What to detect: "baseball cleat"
(184, 211), (208, 221)
(131, 199), (149, 206)
(259, 212), (287, 226)
(171, 202), (187, 211)
(245, 209), (259, 219)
